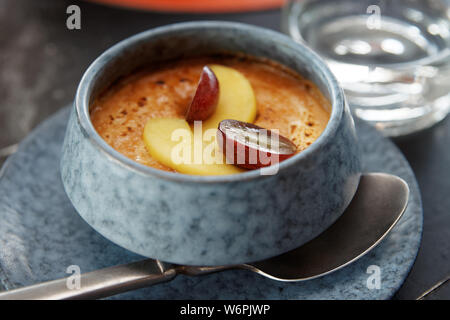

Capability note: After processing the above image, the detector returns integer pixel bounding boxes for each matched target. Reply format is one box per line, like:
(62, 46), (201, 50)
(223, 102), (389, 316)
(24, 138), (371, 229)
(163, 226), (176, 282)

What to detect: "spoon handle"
(0, 259), (177, 300)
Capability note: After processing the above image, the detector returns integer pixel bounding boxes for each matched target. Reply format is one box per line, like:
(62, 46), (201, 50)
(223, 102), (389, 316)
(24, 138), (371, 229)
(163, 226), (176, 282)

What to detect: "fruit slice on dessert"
(143, 118), (243, 175)
(143, 64), (258, 175)
(185, 66), (219, 123)
(189, 64), (257, 131)
(217, 119), (297, 169)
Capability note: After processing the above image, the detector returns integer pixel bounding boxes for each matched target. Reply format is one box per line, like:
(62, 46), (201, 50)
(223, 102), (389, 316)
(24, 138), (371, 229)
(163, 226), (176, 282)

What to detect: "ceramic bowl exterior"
(60, 21), (361, 266)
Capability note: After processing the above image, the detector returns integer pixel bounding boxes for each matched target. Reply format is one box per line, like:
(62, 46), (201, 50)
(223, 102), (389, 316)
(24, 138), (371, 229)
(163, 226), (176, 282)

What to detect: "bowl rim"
(75, 20), (345, 183)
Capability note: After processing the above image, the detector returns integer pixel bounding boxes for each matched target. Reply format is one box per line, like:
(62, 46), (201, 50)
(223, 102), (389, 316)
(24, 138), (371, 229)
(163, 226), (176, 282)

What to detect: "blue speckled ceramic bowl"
(60, 21), (361, 266)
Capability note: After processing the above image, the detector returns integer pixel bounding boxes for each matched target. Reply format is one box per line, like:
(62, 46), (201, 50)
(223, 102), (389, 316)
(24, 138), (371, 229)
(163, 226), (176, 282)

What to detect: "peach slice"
(217, 119), (297, 169)
(201, 65), (257, 132)
(143, 118), (243, 175)
(185, 66), (219, 122)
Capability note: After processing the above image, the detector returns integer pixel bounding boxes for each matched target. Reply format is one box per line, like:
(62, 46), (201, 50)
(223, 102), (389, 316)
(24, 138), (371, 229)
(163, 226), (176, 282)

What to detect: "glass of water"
(282, 0), (450, 136)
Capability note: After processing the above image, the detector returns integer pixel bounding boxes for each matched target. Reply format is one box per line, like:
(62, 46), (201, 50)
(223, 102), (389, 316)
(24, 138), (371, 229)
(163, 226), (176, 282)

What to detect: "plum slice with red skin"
(217, 119), (297, 170)
(185, 66), (219, 122)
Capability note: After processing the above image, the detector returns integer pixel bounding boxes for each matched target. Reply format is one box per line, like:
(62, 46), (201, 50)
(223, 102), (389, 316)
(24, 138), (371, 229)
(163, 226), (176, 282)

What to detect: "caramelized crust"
(90, 56), (331, 172)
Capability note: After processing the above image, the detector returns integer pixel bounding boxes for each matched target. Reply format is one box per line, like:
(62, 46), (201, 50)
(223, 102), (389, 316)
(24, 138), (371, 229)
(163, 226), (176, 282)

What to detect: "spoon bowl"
(242, 172), (409, 281)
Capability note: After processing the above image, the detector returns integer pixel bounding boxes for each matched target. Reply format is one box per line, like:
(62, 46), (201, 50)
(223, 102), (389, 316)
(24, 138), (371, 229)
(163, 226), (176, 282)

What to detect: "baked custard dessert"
(90, 55), (331, 175)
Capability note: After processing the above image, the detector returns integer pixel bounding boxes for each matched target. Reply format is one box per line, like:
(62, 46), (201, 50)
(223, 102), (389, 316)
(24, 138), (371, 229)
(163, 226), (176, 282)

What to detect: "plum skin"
(217, 119), (297, 170)
(185, 66), (219, 122)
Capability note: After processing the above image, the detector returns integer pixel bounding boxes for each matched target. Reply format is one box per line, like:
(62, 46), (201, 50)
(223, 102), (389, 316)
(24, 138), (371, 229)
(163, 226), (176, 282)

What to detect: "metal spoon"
(0, 172), (409, 300)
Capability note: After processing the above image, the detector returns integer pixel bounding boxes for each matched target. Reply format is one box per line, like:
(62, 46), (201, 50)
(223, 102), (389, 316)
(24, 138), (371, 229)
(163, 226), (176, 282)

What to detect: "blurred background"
(0, 0), (448, 299)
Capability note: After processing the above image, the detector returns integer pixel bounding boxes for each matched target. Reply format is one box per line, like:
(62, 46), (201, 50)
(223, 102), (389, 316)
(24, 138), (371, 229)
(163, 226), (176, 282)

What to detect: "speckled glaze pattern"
(0, 107), (422, 299)
(60, 22), (361, 266)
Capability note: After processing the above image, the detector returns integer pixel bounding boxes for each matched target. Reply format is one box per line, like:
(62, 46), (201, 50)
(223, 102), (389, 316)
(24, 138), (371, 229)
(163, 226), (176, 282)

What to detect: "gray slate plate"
(0, 107), (422, 299)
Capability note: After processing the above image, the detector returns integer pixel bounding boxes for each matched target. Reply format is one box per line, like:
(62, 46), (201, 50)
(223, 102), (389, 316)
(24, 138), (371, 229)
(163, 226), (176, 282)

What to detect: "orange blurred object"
(90, 0), (285, 13)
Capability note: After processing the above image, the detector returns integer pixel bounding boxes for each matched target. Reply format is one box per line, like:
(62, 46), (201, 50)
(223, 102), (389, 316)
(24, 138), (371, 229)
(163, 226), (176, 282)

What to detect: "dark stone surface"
(392, 117), (450, 300)
(0, 0), (448, 299)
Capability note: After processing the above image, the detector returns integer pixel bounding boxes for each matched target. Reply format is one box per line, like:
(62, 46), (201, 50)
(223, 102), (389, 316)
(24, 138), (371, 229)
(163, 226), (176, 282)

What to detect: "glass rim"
(281, 0), (450, 69)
